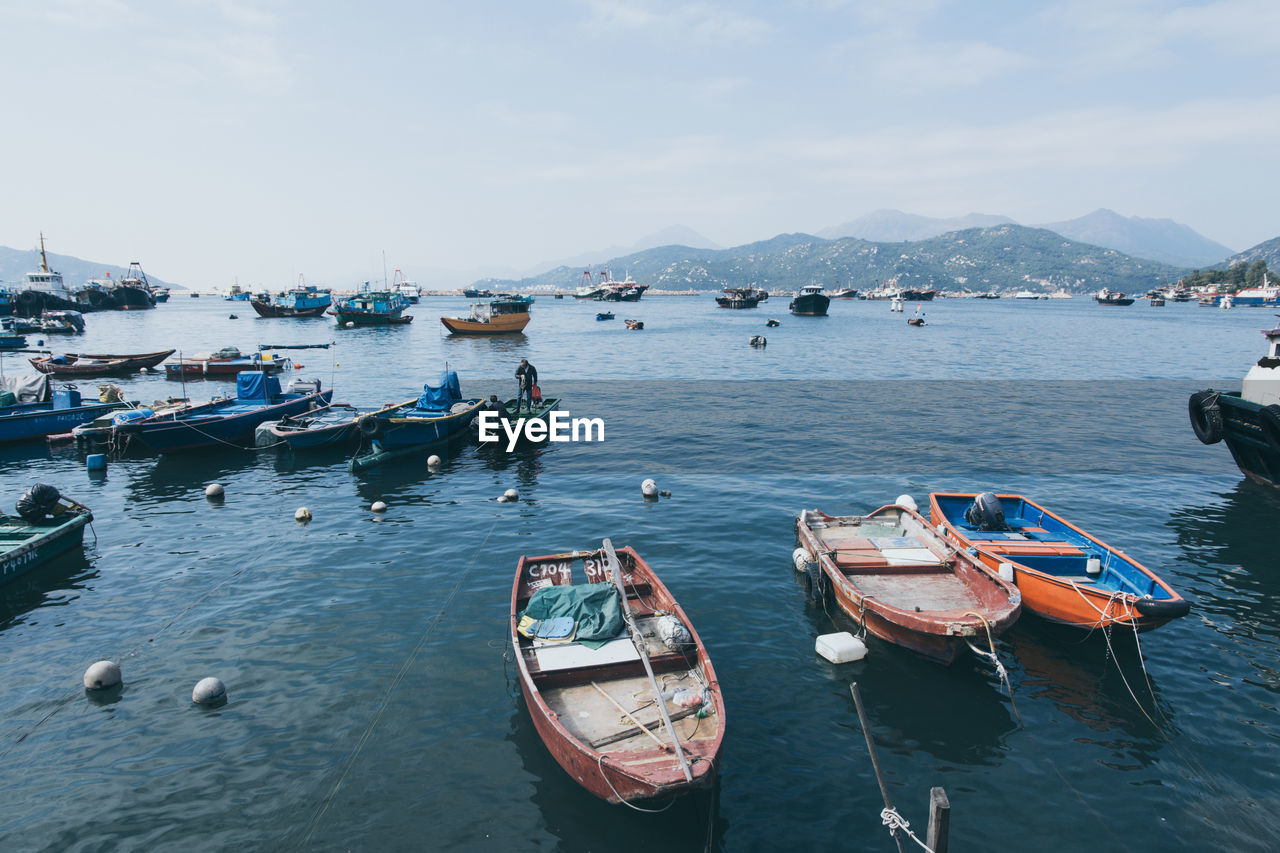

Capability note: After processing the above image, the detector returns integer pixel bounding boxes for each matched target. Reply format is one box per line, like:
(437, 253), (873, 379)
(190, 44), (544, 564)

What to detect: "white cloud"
(582, 0), (771, 45)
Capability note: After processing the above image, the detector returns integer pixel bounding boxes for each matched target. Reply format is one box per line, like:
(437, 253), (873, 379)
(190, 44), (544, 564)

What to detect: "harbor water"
(1, 295), (1277, 851)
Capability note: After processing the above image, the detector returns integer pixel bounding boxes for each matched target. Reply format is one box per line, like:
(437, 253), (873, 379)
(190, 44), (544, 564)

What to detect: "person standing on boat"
(515, 359), (538, 412)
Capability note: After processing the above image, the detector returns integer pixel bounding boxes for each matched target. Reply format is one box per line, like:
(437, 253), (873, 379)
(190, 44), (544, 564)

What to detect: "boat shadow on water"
(504, 699), (726, 851)
(0, 548), (97, 633)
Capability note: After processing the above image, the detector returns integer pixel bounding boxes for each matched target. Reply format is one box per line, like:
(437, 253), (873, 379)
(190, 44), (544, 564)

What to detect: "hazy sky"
(2, 0), (1277, 287)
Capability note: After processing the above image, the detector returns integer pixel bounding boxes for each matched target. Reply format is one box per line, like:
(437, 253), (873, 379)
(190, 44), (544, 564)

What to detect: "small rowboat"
(929, 492), (1191, 631)
(795, 503), (1021, 664)
(265, 403), (371, 450)
(511, 541), (724, 804)
(595, 312), (614, 321)
(29, 349), (176, 377)
(624, 319), (643, 330)
(1, 488), (92, 586)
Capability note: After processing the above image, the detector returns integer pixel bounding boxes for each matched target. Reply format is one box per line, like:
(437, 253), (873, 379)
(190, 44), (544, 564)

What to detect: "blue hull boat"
(267, 404), (370, 450)
(1, 490), (93, 586)
(1, 384), (131, 444)
(122, 373), (332, 452)
(354, 370), (481, 450)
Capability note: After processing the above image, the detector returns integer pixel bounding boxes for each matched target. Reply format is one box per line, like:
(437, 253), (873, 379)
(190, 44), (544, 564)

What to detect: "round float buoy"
(83, 660), (122, 691)
(503, 488), (519, 502)
(295, 507), (312, 522)
(228, 314), (238, 319)
(345, 321), (355, 328)
(641, 478), (658, 498)
(86, 454), (107, 471)
(427, 454), (441, 467)
(371, 500), (387, 513)
(192, 677), (227, 706)
(205, 483), (224, 499)
(792, 547), (811, 572)
(896, 494), (918, 512)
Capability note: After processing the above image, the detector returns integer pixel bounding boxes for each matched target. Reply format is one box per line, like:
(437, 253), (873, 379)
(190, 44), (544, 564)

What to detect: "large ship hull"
(1211, 393), (1280, 488)
(789, 293), (830, 316)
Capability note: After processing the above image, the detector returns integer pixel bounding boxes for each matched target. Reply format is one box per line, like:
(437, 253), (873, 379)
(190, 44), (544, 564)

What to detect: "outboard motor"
(284, 378), (321, 395)
(16, 483), (64, 522)
(964, 492), (1008, 531)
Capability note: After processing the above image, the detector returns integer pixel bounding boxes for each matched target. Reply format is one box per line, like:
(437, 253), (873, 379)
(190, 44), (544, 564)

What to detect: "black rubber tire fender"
(1259, 404), (1280, 453)
(1188, 390), (1224, 445)
(1134, 597), (1192, 619)
(357, 414), (382, 438)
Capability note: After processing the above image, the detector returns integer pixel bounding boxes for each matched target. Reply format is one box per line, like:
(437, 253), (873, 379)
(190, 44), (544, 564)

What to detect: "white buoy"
(816, 632), (868, 663)
(641, 478), (658, 498)
(205, 483), (224, 499)
(192, 677), (227, 706)
(371, 500), (387, 513)
(345, 321), (355, 328)
(83, 660), (121, 690)
(427, 454), (441, 467)
(295, 507), (312, 522)
(503, 488), (519, 502)
(792, 547), (811, 572)
(896, 494), (918, 512)
(998, 562), (1015, 583)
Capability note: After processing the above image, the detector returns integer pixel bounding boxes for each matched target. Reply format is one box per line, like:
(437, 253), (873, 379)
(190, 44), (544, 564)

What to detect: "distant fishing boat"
(930, 492), (1190, 631)
(511, 540), (724, 804)
(223, 284), (250, 301)
(30, 349), (175, 377)
(1094, 288), (1134, 306)
(328, 288), (412, 325)
(111, 262), (157, 310)
(250, 281), (332, 318)
(596, 311), (614, 321)
(120, 373), (331, 452)
(393, 269), (422, 303)
(165, 347), (292, 377)
(715, 288), (759, 309)
(463, 288), (495, 299)
(440, 295), (531, 335)
(1230, 274), (1279, 307)
(1, 486), (93, 586)
(829, 287), (859, 299)
(14, 234), (81, 315)
(789, 284), (830, 316)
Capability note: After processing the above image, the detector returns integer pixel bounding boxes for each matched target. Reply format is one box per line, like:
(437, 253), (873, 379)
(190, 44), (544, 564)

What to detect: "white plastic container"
(816, 632), (868, 663)
(998, 562), (1015, 583)
(1086, 556), (1102, 576)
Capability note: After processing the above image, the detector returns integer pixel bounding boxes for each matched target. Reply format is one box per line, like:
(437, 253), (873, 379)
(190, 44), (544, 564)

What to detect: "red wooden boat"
(795, 503), (1021, 664)
(510, 541), (724, 804)
(929, 492), (1190, 631)
(29, 349), (175, 377)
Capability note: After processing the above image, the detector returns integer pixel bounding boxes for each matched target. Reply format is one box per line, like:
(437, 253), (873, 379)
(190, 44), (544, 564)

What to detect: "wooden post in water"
(927, 787), (950, 853)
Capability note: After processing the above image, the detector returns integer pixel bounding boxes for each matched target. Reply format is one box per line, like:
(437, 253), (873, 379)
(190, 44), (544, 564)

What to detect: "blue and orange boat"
(929, 492), (1190, 632)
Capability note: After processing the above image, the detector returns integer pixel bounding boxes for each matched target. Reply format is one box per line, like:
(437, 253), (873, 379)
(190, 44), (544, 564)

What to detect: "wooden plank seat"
(980, 541), (1084, 557)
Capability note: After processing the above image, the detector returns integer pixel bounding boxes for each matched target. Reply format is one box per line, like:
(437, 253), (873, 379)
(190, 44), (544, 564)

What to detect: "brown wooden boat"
(511, 540), (724, 804)
(29, 349), (176, 377)
(795, 503), (1021, 664)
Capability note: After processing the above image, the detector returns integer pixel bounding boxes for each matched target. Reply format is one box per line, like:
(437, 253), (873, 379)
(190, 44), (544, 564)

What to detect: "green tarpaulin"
(521, 583), (625, 649)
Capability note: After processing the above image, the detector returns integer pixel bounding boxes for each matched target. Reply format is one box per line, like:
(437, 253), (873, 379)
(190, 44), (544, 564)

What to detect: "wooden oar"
(591, 681), (669, 752)
(602, 538), (694, 783)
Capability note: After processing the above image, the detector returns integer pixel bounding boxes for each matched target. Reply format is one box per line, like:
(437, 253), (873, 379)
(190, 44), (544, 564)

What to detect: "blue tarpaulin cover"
(236, 372), (282, 400)
(417, 370), (462, 411)
(519, 583), (625, 649)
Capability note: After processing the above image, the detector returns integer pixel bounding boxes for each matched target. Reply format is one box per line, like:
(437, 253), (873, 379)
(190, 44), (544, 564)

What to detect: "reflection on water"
(0, 549), (97, 632)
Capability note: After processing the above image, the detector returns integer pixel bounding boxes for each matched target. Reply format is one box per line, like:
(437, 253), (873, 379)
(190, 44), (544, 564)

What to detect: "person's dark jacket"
(516, 362), (538, 389)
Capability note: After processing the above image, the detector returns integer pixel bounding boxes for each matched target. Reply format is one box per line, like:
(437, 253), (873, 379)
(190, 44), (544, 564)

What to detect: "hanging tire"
(357, 415), (382, 438)
(1188, 390), (1224, 444)
(1259, 405), (1280, 453)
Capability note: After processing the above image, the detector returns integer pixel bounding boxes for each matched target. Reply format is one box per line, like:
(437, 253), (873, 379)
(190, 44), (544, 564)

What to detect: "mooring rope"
(596, 754), (676, 813)
(296, 515), (501, 847)
(880, 807), (935, 853)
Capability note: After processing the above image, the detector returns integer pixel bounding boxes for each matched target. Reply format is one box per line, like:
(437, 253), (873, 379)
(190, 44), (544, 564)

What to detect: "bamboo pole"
(591, 681), (670, 752)
(603, 538), (694, 783)
(850, 682), (906, 853)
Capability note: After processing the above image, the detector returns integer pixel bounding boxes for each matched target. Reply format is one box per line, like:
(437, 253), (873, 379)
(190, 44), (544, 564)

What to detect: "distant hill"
(817, 209), (1014, 242)
(1218, 235), (1280, 271)
(0, 244), (181, 291)
(524, 224), (721, 276)
(1035, 209), (1234, 268)
(478, 225), (1183, 293)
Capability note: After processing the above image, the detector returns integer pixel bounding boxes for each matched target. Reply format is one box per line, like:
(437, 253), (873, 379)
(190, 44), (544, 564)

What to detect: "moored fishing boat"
(715, 288), (759, 309)
(120, 373), (331, 452)
(794, 502), (1021, 664)
(789, 283), (830, 316)
(352, 370), (482, 451)
(1094, 288), (1135, 306)
(929, 492), (1190, 631)
(263, 403), (371, 450)
(393, 270), (422, 303)
(110, 262), (157, 310)
(440, 295), (531, 335)
(473, 397), (562, 447)
(511, 539), (724, 804)
(30, 349), (175, 377)
(328, 289), (412, 325)
(829, 287), (859, 299)
(0, 377), (133, 444)
(164, 347), (292, 377)
(1, 485), (93, 586)
(1229, 274), (1279, 307)
(1189, 316), (1280, 488)
(13, 235), (82, 316)
(250, 283), (332, 318)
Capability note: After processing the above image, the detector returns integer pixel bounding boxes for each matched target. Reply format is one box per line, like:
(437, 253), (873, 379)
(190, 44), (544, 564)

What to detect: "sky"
(1, 0), (1277, 288)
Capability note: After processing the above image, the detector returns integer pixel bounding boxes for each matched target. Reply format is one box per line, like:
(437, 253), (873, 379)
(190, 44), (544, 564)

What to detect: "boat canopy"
(418, 370), (462, 410)
(236, 371), (282, 400)
(0, 374), (50, 404)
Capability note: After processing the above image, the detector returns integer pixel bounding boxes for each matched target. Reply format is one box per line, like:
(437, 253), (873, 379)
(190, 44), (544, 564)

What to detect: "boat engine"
(964, 492), (1008, 531)
(16, 483), (66, 522)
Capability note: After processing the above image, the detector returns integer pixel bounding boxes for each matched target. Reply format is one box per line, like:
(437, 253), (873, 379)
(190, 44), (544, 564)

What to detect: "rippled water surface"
(1, 295), (1277, 851)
